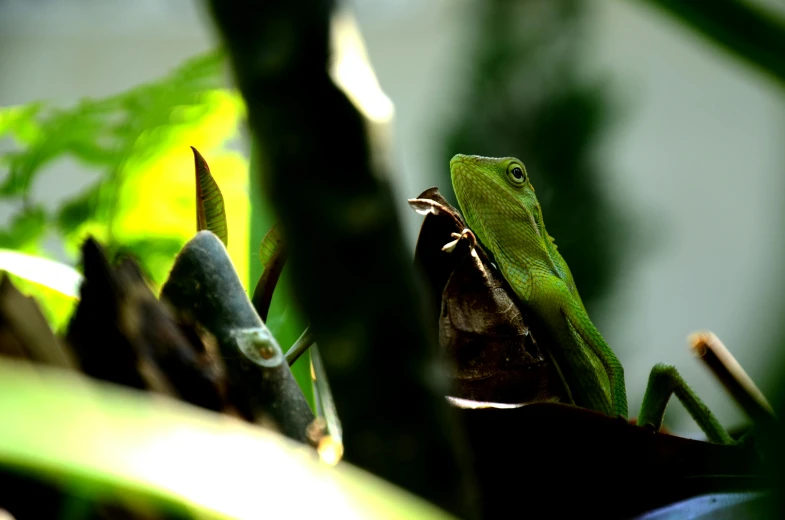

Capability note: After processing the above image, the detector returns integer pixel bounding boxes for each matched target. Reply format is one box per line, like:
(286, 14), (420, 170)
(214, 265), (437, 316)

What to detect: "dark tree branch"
(205, 1), (477, 515)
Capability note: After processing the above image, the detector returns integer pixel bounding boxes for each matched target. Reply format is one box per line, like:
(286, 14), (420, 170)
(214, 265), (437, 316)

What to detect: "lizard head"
(449, 154), (550, 262)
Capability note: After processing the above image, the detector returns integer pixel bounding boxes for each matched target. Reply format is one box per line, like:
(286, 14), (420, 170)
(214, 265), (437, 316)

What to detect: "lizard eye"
(506, 163), (527, 186)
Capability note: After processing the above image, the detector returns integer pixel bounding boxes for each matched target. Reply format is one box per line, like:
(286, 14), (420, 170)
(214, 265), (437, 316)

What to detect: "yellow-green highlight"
(0, 358), (454, 520)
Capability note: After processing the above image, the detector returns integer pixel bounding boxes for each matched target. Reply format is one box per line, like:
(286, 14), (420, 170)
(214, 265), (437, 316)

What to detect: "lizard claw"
(442, 228), (487, 277)
(441, 228), (478, 252)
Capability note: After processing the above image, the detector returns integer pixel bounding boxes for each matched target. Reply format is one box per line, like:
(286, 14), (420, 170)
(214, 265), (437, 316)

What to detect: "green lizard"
(450, 154), (733, 444)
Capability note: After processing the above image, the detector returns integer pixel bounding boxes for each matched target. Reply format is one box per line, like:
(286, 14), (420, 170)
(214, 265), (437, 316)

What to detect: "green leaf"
(252, 221), (287, 322)
(0, 102), (43, 143)
(0, 207), (48, 252)
(191, 146), (228, 246)
(55, 184), (101, 234)
(0, 358), (453, 519)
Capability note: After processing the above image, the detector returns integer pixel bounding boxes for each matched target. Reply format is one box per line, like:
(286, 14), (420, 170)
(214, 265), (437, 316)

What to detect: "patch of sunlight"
(329, 8), (395, 124)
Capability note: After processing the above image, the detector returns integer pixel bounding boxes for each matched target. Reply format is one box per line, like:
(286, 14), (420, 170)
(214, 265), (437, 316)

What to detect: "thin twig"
(689, 330), (776, 429)
(285, 326), (314, 366)
(310, 344), (343, 465)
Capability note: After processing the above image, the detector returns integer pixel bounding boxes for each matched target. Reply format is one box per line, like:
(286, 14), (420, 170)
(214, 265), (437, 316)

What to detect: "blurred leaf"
(252, 221), (286, 322)
(2, 273), (77, 334)
(0, 207), (47, 253)
(55, 184), (100, 233)
(0, 275), (75, 369)
(192, 146), (228, 246)
(0, 103), (43, 144)
(0, 358), (454, 520)
(0, 50), (250, 295)
(0, 249), (82, 299)
(0, 245), (78, 335)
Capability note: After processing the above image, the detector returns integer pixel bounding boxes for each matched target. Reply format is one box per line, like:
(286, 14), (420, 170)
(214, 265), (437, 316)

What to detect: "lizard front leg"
(638, 363), (734, 444)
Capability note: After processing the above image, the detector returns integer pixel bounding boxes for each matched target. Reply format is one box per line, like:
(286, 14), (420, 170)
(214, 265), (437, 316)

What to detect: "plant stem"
(160, 231), (314, 443)
(285, 326), (313, 366)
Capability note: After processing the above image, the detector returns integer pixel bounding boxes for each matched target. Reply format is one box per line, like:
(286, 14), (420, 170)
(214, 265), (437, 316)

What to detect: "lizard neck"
(502, 249), (627, 416)
(492, 246), (564, 310)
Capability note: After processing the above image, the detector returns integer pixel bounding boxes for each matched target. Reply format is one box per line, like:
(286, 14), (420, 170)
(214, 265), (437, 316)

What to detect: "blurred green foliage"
(0, 49), (313, 402)
(0, 50), (249, 279)
(0, 51), (249, 331)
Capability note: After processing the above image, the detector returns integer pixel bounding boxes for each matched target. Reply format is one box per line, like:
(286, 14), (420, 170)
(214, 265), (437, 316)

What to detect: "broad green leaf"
(192, 146), (228, 246)
(0, 358), (453, 520)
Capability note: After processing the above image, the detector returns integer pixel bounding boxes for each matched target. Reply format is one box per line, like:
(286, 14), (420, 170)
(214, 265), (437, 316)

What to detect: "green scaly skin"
(450, 154), (734, 444)
(450, 154), (626, 417)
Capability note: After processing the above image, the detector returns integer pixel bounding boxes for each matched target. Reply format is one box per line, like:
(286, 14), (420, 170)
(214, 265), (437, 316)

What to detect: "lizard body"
(450, 154), (627, 417)
(449, 154), (735, 444)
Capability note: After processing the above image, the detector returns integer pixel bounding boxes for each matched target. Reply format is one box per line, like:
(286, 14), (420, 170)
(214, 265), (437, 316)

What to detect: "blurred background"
(0, 0), (784, 438)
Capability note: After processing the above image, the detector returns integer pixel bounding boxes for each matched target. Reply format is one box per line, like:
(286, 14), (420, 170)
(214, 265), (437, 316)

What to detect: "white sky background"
(0, 0), (784, 436)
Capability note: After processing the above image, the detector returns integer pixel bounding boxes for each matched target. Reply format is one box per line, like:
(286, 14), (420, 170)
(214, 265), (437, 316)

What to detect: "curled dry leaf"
(409, 187), (570, 404)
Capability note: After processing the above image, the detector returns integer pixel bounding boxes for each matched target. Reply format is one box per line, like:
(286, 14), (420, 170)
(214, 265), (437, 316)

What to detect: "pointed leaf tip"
(192, 146), (228, 246)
